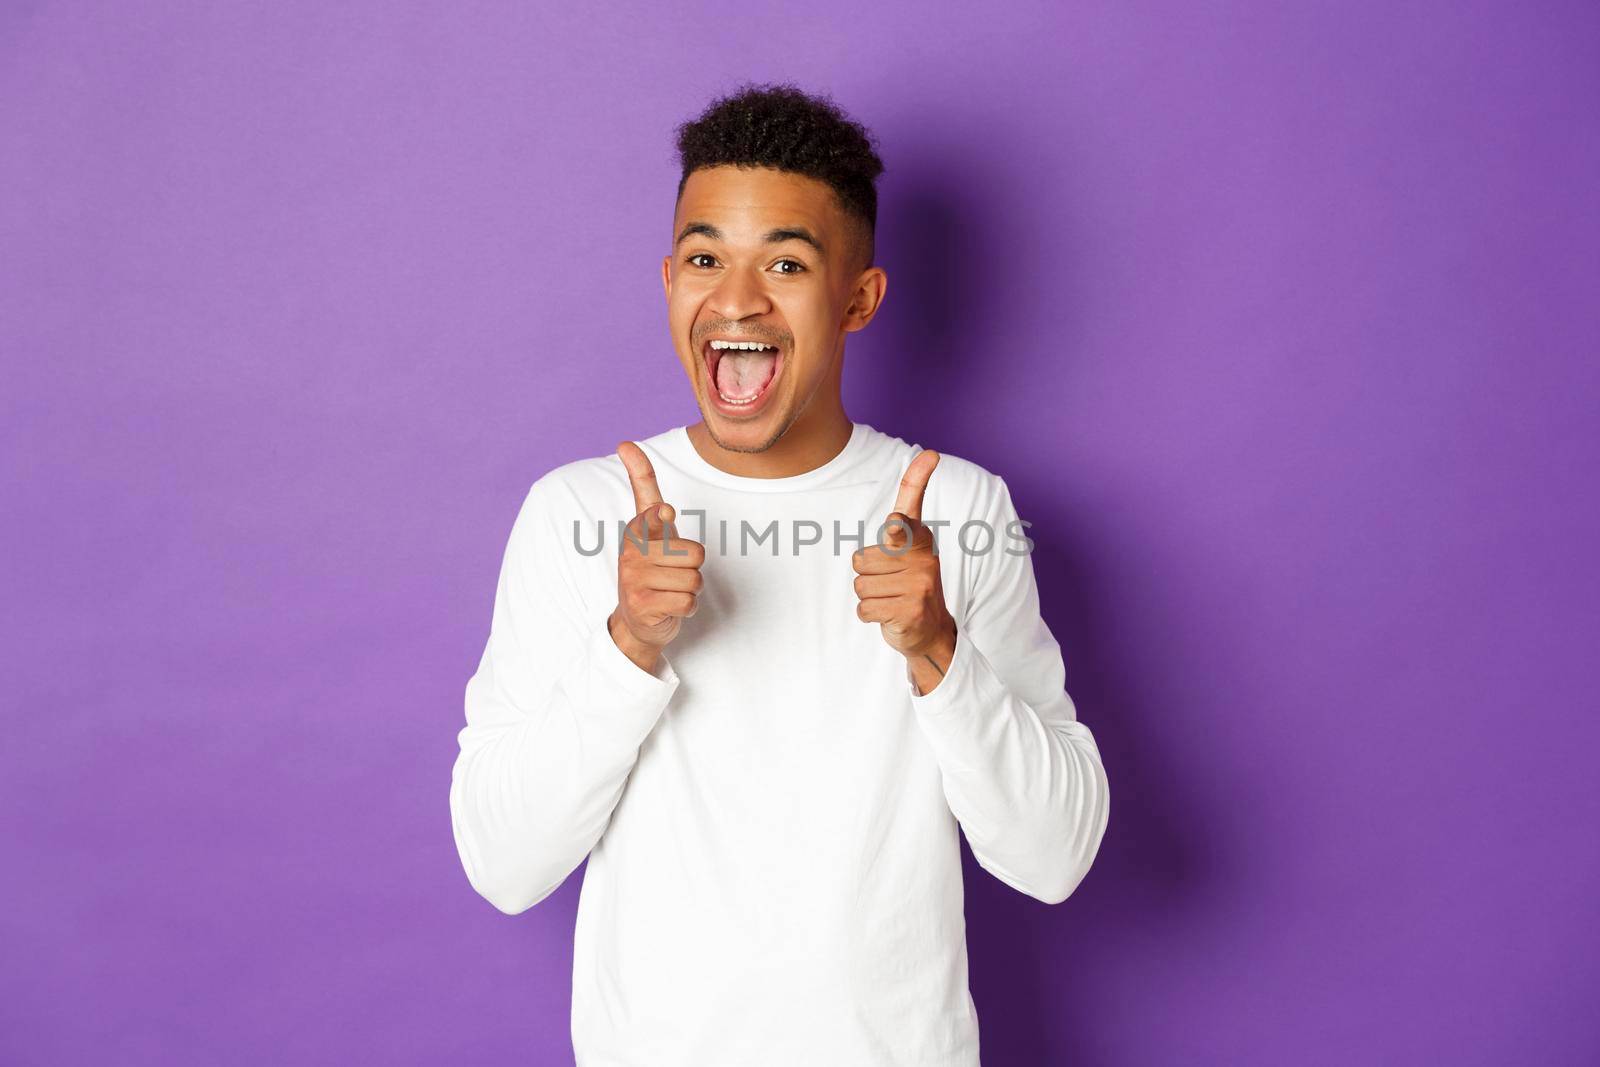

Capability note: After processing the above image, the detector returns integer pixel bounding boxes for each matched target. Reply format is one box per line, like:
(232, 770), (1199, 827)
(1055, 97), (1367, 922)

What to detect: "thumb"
(893, 449), (940, 523)
(617, 441), (664, 516)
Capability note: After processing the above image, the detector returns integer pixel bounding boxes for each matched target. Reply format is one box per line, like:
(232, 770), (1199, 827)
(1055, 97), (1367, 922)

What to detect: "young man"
(449, 83), (1110, 1066)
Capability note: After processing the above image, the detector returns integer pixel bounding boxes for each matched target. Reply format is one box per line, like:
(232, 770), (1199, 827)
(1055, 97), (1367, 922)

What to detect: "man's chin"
(702, 406), (786, 454)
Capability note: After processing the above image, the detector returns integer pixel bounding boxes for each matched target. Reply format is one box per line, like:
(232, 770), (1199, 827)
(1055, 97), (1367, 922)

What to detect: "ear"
(661, 254), (672, 301)
(843, 265), (888, 333)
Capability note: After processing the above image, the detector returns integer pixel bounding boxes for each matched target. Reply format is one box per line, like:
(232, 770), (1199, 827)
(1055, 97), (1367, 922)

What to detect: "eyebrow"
(675, 221), (826, 257)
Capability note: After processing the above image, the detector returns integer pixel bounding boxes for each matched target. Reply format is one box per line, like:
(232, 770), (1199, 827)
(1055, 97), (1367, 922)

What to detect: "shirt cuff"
(588, 613), (681, 698)
(907, 625), (1004, 717)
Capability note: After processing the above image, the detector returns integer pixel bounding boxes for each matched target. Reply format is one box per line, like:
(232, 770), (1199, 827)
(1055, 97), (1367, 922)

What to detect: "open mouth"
(703, 338), (782, 409)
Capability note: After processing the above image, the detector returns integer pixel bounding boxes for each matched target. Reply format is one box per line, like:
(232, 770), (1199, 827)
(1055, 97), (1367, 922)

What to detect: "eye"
(683, 253), (805, 274)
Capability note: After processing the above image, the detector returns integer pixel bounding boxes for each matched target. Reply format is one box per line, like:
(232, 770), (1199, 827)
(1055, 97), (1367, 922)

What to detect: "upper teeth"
(709, 340), (775, 351)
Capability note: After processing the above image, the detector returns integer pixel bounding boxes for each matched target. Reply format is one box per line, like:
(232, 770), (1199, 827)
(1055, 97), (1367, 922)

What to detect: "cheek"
(793, 342), (833, 388)
(667, 304), (699, 372)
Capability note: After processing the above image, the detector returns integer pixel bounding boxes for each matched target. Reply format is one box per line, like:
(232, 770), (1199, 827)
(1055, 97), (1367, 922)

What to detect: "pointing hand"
(609, 441), (705, 672)
(851, 450), (957, 676)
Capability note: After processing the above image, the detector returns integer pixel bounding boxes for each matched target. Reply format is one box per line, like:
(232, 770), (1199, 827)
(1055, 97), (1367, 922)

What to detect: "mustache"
(693, 323), (791, 347)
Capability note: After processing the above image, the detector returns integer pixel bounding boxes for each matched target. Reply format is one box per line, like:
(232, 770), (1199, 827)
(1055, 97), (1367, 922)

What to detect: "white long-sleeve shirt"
(449, 421), (1110, 1066)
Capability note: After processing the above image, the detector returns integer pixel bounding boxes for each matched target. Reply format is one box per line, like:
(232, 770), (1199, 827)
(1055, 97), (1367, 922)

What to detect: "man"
(449, 82), (1110, 1066)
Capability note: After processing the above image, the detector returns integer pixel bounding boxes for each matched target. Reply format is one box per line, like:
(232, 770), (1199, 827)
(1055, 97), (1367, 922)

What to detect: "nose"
(707, 262), (772, 321)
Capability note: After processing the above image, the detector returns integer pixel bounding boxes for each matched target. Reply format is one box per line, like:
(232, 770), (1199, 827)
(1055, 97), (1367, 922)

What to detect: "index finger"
(892, 449), (940, 523)
(617, 441), (663, 515)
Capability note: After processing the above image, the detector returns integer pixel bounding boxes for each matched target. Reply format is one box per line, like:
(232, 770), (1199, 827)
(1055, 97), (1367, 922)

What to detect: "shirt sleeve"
(448, 480), (680, 915)
(907, 475), (1110, 904)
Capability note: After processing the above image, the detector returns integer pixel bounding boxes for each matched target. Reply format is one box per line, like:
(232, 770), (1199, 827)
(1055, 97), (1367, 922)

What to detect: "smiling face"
(662, 164), (886, 455)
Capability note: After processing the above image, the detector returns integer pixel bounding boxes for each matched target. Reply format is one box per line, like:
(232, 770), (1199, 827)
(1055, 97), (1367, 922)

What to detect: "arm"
(908, 477), (1110, 904)
(448, 481), (679, 915)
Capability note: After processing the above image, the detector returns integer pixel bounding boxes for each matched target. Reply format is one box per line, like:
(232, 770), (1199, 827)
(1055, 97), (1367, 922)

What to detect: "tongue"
(715, 350), (776, 400)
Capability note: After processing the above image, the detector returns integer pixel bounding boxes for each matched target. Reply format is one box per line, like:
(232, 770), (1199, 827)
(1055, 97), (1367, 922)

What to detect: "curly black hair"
(673, 82), (886, 271)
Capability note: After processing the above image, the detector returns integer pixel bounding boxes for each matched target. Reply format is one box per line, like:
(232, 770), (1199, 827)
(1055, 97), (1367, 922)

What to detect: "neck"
(686, 391), (853, 479)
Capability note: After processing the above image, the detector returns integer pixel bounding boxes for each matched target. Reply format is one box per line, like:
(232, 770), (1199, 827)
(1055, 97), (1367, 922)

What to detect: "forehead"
(674, 165), (841, 240)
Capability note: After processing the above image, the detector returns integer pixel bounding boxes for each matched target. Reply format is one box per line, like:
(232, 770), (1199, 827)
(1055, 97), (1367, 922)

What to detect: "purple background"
(3, 2), (1597, 1064)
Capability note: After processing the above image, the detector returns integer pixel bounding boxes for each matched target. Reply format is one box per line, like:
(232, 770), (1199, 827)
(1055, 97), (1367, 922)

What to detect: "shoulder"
(930, 451), (1006, 504)
(527, 454), (623, 509)
(928, 452), (1012, 533)
(514, 427), (678, 524)
(865, 426), (1010, 523)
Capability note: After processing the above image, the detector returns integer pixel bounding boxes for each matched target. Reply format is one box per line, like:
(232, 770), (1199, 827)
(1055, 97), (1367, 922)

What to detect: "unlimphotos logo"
(572, 511), (1034, 558)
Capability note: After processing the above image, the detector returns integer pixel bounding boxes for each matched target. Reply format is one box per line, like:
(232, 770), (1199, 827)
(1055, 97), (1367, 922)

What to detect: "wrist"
(903, 618), (957, 666)
(903, 620), (957, 697)
(608, 610), (661, 674)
